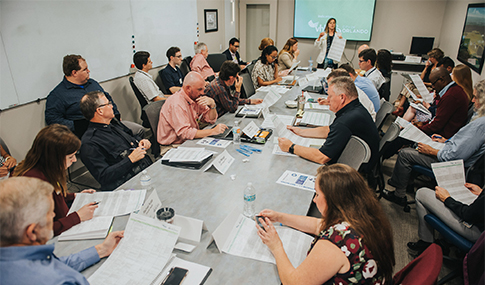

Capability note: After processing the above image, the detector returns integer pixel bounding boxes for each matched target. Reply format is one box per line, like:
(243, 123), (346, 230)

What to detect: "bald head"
(183, 71), (206, 100)
(358, 44), (370, 54)
(429, 67), (452, 93)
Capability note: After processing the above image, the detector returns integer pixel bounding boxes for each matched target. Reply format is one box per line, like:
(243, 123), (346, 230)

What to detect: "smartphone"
(161, 267), (188, 285)
(255, 215), (265, 231)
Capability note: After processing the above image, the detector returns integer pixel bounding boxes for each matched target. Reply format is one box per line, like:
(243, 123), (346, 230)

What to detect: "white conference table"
(52, 77), (334, 284)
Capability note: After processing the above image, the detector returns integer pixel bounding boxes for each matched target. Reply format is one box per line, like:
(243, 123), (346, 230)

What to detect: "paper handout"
(204, 150), (235, 175)
(139, 191), (162, 219)
(431, 160), (477, 205)
(68, 190), (146, 217)
(242, 121), (260, 138)
(276, 170), (316, 192)
(197, 137), (232, 148)
(327, 37), (346, 62)
(410, 74), (433, 103)
(398, 123), (445, 150)
(58, 216), (113, 241)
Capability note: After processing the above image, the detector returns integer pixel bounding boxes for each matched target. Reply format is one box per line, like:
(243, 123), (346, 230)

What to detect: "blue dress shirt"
(0, 244), (100, 285)
(354, 76), (380, 112)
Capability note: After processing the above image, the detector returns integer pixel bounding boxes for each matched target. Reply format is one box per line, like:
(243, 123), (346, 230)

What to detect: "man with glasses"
(46, 54), (144, 136)
(358, 48), (385, 90)
(79, 91), (152, 190)
(133, 51), (166, 101)
(160, 47), (186, 94)
(222, 38), (247, 69)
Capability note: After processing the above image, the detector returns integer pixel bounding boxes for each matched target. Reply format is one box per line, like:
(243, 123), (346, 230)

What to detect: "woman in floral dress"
(256, 164), (395, 284)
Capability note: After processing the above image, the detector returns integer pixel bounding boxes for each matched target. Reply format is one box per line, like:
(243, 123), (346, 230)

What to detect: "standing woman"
(278, 38), (300, 71)
(251, 45), (282, 89)
(257, 164), (395, 284)
(13, 124), (98, 236)
(314, 18), (343, 69)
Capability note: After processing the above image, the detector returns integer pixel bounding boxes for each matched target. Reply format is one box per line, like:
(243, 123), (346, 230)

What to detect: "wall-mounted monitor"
(457, 3), (485, 75)
(293, 0), (376, 41)
(409, 37), (435, 56)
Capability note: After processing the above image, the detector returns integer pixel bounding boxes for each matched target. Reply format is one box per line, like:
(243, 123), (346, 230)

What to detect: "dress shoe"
(407, 240), (432, 255)
(381, 189), (407, 206)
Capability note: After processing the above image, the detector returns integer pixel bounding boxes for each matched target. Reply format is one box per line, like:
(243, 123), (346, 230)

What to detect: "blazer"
(222, 49), (247, 65)
(314, 32), (342, 64)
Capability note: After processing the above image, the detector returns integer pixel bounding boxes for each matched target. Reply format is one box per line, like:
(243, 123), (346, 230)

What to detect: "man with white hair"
(278, 76), (379, 170)
(157, 72), (227, 153)
(0, 177), (124, 284)
(190, 42), (216, 81)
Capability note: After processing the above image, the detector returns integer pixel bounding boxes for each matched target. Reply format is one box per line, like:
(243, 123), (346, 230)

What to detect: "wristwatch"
(289, 143), (296, 154)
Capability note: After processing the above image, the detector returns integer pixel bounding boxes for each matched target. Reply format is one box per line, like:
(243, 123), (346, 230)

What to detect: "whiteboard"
(0, 0), (198, 110)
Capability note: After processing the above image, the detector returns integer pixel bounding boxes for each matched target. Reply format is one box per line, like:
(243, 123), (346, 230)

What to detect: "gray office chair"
(337, 135), (371, 171)
(375, 99), (394, 131)
(240, 72), (255, 99)
(206, 54), (227, 73)
(246, 63), (255, 75)
(375, 122), (401, 194)
(181, 56), (192, 75)
(143, 100), (165, 158)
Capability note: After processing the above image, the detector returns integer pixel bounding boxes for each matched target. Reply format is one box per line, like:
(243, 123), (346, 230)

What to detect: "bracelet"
(4, 156), (10, 162)
(211, 105), (216, 109)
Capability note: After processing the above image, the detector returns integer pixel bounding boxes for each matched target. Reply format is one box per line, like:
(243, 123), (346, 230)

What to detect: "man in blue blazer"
(222, 38), (247, 69)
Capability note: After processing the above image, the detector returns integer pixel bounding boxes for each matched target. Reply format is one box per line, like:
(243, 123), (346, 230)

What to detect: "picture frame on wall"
(457, 3), (485, 74)
(204, 9), (218, 33)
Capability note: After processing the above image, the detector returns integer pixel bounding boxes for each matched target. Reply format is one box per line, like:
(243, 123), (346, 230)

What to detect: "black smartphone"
(255, 215), (265, 231)
(161, 267), (188, 285)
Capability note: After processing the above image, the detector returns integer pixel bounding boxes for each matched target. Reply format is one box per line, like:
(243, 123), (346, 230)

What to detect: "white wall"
(1, 0), (484, 161)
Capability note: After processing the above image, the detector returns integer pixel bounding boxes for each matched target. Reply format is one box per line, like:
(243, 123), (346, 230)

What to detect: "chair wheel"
(404, 205), (410, 212)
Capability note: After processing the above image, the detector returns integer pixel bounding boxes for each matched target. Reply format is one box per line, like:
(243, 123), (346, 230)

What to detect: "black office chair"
(155, 69), (170, 94)
(240, 72), (255, 99)
(129, 77), (151, 128)
(143, 100), (166, 158)
(378, 77), (391, 101)
(206, 54), (227, 73)
(375, 99), (394, 132)
(180, 57), (191, 76)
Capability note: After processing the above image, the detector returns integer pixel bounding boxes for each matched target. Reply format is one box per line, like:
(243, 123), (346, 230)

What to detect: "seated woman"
(256, 164), (395, 284)
(0, 143), (16, 178)
(252, 37), (274, 64)
(393, 48), (444, 115)
(408, 184), (483, 254)
(251, 45), (282, 90)
(13, 124), (98, 236)
(382, 80), (485, 206)
(278, 38), (300, 72)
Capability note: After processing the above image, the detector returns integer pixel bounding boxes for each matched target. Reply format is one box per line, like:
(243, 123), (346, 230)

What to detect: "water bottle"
(243, 182), (256, 217)
(308, 56), (313, 71)
(233, 121), (241, 145)
(297, 91), (306, 112)
(140, 170), (154, 191)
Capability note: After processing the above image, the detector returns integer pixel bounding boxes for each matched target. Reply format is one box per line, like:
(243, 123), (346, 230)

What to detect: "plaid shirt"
(205, 77), (250, 116)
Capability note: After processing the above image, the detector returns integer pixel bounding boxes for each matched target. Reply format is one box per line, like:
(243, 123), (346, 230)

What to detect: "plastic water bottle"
(243, 182), (256, 217)
(233, 121), (241, 145)
(308, 57), (313, 71)
(298, 91), (306, 112)
(140, 170), (154, 191)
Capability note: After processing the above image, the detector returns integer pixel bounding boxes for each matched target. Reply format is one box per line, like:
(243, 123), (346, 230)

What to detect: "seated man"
(382, 89), (485, 206)
(418, 67), (469, 138)
(0, 177), (124, 285)
(190, 42), (216, 81)
(358, 48), (385, 90)
(279, 76), (379, 170)
(318, 69), (376, 121)
(222, 37), (247, 69)
(45, 54), (143, 136)
(205, 61), (262, 116)
(79, 91), (152, 190)
(160, 47), (185, 94)
(438, 56), (455, 75)
(133, 51), (166, 102)
(157, 72), (227, 150)
(340, 63), (380, 112)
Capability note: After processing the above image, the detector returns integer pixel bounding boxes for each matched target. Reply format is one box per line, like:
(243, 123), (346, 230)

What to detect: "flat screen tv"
(457, 3), (485, 74)
(293, 0), (376, 41)
(409, 37), (434, 56)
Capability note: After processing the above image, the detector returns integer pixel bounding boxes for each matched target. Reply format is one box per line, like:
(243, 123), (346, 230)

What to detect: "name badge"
(179, 78), (182, 84)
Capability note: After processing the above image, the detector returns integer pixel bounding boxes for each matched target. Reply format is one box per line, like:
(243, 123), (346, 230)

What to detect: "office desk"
(52, 84), (331, 284)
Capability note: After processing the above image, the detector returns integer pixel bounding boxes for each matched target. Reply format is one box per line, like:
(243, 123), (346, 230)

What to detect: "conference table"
(52, 74), (335, 284)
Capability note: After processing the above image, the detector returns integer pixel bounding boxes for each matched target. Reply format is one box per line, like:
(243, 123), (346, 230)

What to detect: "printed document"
(68, 190), (146, 217)
(163, 147), (212, 162)
(261, 114), (294, 129)
(327, 37), (346, 62)
(271, 115), (312, 147)
(305, 102), (329, 111)
(197, 137), (232, 149)
(213, 212), (313, 267)
(88, 213), (181, 285)
(139, 191), (162, 219)
(204, 150), (235, 175)
(300, 112), (331, 126)
(242, 121), (260, 138)
(276, 170), (316, 192)
(398, 123), (445, 150)
(259, 89), (283, 109)
(272, 144), (297, 157)
(431, 160), (477, 205)
(58, 216), (113, 241)
(410, 74), (433, 103)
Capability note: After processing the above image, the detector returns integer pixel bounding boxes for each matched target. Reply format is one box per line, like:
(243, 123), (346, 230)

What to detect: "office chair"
(374, 122), (400, 195)
(182, 56), (193, 75)
(206, 54), (228, 73)
(378, 77), (391, 101)
(337, 136), (371, 171)
(129, 77), (151, 128)
(392, 243), (443, 285)
(240, 72), (255, 99)
(155, 70), (170, 95)
(375, 99), (393, 132)
(143, 100), (166, 158)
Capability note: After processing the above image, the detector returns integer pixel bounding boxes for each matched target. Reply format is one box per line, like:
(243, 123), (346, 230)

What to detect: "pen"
(241, 145), (262, 152)
(236, 149), (250, 157)
(433, 135), (442, 139)
(239, 146), (253, 154)
(93, 201), (101, 205)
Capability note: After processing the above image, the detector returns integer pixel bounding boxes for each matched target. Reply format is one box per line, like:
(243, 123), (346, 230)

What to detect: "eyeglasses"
(97, 101), (112, 109)
(175, 55), (183, 58)
(234, 45), (240, 48)
(271, 55), (277, 59)
(431, 77), (442, 86)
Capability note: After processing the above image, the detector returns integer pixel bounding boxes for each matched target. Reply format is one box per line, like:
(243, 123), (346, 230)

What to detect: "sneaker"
(407, 240), (432, 254)
(381, 189), (407, 206)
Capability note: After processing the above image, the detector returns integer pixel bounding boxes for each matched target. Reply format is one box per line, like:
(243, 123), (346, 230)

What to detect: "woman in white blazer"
(314, 18), (343, 69)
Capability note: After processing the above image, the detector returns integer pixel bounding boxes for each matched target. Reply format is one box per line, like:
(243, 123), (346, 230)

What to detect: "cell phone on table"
(160, 267), (188, 285)
(255, 215), (265, 231)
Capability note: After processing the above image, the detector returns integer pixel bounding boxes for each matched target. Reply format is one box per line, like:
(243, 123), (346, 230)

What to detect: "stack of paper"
(300, 112), (331, 126)
(163, 147), (213, 163)
(305, 102), (329, 111)
(58, 216), (113, 241)
(88, 213), (181, 285)
(398, 123), (445, 150)
(432, 160), (477, 205)
(68, 190), (147, 217)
